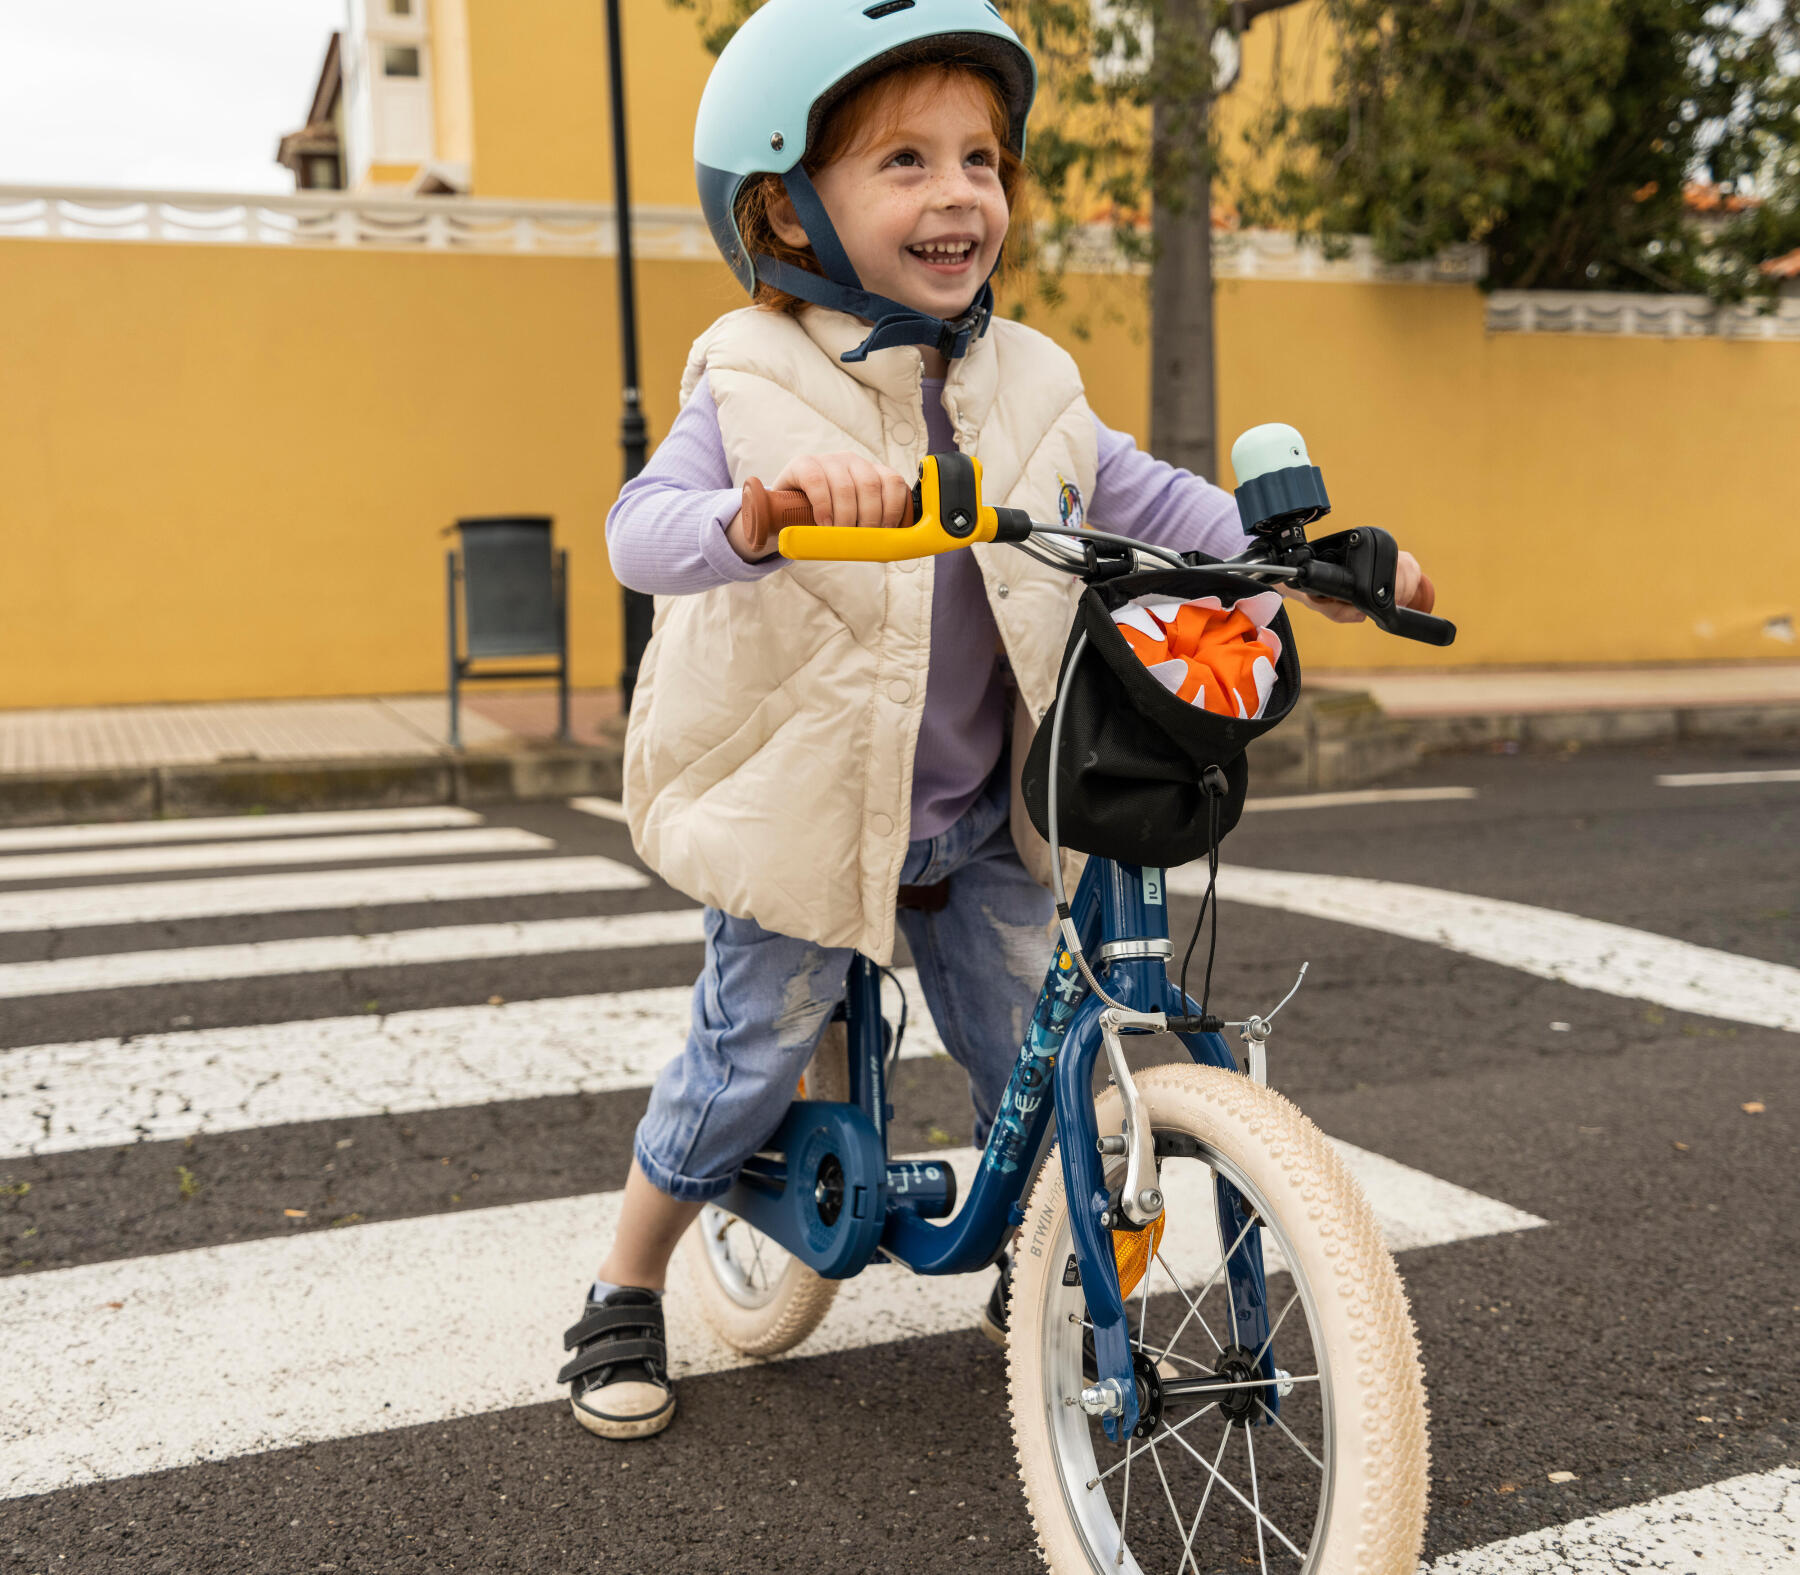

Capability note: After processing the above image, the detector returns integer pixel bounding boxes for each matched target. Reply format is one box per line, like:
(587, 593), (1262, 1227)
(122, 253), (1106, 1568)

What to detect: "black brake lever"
(1308, 527), (1456, 647)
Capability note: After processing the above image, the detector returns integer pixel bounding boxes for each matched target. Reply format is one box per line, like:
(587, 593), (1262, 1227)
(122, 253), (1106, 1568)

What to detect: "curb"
(0, 697), (1794, 828)
(1395, 701), (1800, 753)
(0, 748), (624, 829)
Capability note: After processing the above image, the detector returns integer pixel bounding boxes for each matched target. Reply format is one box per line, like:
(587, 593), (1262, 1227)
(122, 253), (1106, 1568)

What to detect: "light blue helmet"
(694, 0), (1037, 363)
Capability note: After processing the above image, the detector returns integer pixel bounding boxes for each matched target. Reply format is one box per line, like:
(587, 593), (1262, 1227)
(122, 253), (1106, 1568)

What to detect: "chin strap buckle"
(934, 284), (995, 360)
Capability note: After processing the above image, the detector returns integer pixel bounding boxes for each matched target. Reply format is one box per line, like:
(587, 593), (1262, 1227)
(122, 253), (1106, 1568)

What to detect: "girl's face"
(770, 71), (1010, 330)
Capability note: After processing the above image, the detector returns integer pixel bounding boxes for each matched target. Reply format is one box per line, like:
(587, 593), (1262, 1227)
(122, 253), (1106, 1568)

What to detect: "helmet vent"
(863, 0), (915, 16)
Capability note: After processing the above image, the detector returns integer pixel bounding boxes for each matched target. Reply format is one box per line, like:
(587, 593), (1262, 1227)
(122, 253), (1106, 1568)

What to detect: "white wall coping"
(0, 184), (710, 259)
(1486, 288), (1800, 341)
(0, 184), (1488, 284)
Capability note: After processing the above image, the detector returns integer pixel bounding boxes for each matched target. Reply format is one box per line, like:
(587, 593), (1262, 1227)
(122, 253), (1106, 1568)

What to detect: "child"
(565, 0), (1429, 1440)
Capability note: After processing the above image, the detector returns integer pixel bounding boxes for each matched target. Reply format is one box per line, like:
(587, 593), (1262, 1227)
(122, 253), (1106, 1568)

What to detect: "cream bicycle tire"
(680, 1021), (850, 1357)
(1009, 1063), (1429, 1574)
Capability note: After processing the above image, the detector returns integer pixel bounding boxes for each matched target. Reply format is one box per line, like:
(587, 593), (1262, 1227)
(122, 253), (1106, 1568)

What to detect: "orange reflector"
(1113, 1210), (1167, 1300)
(796, 1074), (808, 1100)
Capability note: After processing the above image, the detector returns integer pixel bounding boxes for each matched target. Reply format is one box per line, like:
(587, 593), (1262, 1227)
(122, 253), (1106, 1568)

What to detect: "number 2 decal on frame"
(1142, 867), (1165, 905)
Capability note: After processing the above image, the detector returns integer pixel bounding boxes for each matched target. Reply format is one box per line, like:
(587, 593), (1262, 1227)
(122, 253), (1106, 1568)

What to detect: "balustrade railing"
(0, 184), (712, 259)
(13, 185), (1791, 339)
(1487, 289), (1800, 341)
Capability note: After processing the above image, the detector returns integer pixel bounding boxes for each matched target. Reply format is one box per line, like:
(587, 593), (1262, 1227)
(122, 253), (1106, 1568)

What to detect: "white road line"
(1657, 767), (1800, 787)
(568, 795), (630, 823)
(1170, 864), (1800, 1034)
(0, 1136), (1541, 1498)
(0, 806), (482, 854)
(1245, 787), (1477, 813)
(0, 827), (551, 885)
(1426, 1466), (1800, 1572)
(0, 855), (647, 934)
(0, 910), (707, 1001)
(0, 974), (942, 1160)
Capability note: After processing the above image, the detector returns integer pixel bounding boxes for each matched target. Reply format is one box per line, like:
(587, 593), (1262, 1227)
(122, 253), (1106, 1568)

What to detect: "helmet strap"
(755, 165), (997, 364)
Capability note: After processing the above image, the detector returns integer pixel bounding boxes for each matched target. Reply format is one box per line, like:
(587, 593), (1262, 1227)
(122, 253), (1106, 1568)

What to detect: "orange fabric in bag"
(1115, 602), (1278, 717)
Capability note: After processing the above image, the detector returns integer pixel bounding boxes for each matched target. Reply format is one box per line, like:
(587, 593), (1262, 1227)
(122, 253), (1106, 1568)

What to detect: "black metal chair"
(446, 516), (570, 749)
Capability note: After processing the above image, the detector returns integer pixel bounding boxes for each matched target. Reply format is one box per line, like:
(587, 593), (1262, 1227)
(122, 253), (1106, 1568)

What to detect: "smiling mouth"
(906, 241), (977, 271)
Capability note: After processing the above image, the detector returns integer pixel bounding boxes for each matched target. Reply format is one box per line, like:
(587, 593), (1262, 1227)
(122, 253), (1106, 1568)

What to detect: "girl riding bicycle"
(564, 0), (1431, 1443)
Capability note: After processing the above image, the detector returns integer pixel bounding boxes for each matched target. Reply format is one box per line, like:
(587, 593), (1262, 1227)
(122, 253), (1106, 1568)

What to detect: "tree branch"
(1239, 0), (1306, 27)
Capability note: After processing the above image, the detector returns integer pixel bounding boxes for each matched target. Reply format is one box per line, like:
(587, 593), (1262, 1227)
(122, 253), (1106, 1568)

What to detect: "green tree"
(1243, 0), (1800, 302)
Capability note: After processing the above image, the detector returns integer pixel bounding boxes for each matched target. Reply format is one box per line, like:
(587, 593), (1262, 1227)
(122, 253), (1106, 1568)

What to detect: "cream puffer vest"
(623, 302), (1094, 963)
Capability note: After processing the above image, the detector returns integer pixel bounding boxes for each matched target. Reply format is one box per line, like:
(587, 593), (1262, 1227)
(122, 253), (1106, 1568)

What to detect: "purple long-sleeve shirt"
(608, 373), (1249, 838)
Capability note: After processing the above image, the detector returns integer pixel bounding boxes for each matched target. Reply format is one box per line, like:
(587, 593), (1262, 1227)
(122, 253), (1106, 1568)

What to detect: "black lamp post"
(604, 0), (654, 713)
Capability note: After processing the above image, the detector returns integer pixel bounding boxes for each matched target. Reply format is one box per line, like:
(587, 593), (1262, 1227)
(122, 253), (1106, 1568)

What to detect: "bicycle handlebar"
(738, 450), (1456, 647)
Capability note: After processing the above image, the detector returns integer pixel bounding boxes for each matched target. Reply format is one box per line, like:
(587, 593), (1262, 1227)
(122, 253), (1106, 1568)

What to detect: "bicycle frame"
(718, 852), (1276, 1443)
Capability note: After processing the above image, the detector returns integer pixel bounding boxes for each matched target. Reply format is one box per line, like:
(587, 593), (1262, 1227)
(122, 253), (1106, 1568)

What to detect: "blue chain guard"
(718, 1100), (888, 1280)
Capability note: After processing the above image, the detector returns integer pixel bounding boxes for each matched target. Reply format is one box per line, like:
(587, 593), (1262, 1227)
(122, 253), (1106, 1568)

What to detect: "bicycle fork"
(1050, 862), (1279, 1444)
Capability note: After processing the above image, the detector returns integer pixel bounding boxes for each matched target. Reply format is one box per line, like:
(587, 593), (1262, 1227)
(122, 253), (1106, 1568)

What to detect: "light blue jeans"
(634, 767), (1056, 1201)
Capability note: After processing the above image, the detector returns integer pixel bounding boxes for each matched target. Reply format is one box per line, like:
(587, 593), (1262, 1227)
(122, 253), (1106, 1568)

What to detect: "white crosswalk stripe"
(0, 855), (647, 933)
(1424, 1466), (1800, 1572)
(0, 909), (707, 1000)
(0, 805), (483, 854)
(0, 1141), (1540, 1499)
(1174, 863), (1800, 1033)
(0, 973), (942, 1160)
(0, 826), (551, 884)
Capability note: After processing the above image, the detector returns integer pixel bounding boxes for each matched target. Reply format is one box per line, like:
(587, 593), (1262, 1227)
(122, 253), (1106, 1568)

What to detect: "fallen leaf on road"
(104, 1301), (124, 1310)
(284, 1208), (308, 1218)
(1742, 1101), (1765, 1114)
(488, 995), (505, 1006)
(1497, 1482), (1517, 1494)
(1547, 1471), (1577, 1483)
(1697, 1415), (1713, 1423)
(1672, 1141), (1689, 1151)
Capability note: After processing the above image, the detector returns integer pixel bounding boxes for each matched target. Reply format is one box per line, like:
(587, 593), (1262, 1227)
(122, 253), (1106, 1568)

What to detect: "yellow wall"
(0, 233), (1793, 711)
(462, 0), (708, 205)
(431, 0), (477, 170)
(1039, 269), (1800, 668)
(0, 239), (642, 708)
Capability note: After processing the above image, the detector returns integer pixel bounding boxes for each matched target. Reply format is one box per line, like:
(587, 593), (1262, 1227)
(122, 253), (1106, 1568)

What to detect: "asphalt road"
(1, 739), (1795, 1573)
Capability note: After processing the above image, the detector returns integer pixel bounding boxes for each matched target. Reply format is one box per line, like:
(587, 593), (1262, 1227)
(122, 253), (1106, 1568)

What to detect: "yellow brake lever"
(738, 455), (1031, 564)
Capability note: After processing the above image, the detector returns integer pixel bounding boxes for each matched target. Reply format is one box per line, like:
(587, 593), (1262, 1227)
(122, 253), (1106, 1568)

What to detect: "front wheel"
(680, 1021), (849, 1357)
(1009, 1063), (1429, 1574)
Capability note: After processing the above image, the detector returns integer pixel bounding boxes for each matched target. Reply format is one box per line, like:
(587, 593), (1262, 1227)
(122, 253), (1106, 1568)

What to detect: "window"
(390, 0), (413, 12)
(382, 45), (421, 77)
(305, 154), (343, 191)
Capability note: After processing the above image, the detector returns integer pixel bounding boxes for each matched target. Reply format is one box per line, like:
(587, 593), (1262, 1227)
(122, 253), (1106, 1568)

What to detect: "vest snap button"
(871, 812), (895, 836)
(997, 583), (1010, 598)
(892, 423), (915, 445)
(887, 679), (912, 704)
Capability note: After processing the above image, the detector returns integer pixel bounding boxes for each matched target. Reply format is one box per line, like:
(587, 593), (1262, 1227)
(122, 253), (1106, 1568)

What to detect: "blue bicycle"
(682, 426), (1447, 1574)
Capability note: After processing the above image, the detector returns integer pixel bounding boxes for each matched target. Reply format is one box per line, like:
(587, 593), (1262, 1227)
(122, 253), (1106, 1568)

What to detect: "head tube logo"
(1056, 473), (1085, 531)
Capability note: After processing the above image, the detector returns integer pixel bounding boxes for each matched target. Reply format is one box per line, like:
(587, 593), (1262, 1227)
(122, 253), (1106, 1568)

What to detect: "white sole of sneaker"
(569, 1392), (676, 1441)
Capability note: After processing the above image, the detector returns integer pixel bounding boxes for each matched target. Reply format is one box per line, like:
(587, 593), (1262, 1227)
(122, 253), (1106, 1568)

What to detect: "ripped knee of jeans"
(774, 947), (837, 1055)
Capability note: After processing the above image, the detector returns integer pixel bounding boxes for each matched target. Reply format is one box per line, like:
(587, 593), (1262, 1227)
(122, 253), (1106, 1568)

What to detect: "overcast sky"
(0, 0), (344, 192)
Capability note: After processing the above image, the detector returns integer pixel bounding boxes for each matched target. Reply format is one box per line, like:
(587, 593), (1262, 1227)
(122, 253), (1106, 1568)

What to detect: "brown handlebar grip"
(739, 477), (817, 555)
(739, 476), (918, 554)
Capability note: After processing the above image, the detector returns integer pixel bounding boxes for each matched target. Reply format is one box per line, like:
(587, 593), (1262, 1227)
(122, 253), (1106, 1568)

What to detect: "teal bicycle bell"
(1231, 423), (1332, 540)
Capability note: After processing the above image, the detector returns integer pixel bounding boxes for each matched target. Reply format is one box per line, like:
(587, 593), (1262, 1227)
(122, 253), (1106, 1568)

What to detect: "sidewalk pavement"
(0, 668), (1794, 826)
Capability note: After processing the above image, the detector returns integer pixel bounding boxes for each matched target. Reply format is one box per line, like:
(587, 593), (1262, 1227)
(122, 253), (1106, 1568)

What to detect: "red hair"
(733, 59), (1029, 316)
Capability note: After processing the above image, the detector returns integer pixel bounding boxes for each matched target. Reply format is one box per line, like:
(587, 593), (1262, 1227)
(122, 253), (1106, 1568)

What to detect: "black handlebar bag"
(1020, 568), (1303, 867)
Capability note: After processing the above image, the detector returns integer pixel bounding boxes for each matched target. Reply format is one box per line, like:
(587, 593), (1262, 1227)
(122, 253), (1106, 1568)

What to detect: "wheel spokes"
(1160, 1414), (1307, 1561)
